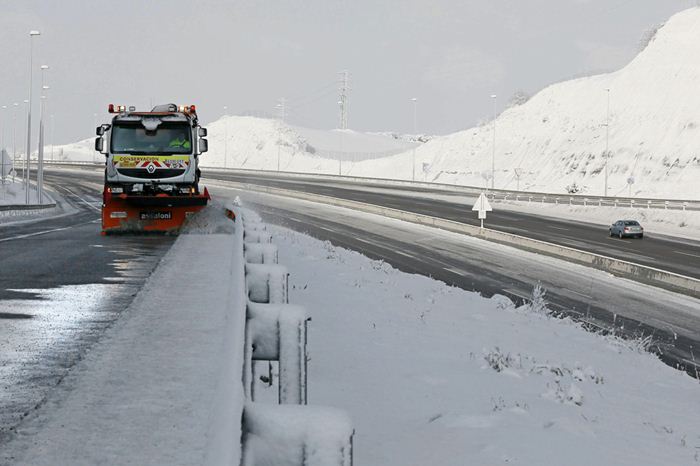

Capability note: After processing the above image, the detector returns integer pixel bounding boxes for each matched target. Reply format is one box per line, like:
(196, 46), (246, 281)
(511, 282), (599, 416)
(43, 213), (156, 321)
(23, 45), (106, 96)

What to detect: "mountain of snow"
(348, 8), (700, 199)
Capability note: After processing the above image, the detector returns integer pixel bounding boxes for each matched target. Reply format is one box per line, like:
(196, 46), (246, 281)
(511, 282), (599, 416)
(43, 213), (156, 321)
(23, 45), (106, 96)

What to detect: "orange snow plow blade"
(101, 187), (211, 235)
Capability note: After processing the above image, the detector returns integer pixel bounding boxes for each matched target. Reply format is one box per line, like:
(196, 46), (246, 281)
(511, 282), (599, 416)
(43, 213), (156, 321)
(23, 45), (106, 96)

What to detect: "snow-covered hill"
(348, 8), (700, 199)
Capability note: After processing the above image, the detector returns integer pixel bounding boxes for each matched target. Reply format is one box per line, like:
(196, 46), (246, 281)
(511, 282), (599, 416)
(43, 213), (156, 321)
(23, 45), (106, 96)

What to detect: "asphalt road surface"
(0, 173), (173, 439)
(204, 170), (700, 281)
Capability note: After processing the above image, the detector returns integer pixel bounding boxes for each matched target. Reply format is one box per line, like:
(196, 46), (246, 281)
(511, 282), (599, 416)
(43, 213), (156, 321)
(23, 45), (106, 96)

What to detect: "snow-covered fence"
(246, 303), (309, 404)
(239, 211), (354, 465)
(242, 404), (354, 466)
(246, 264), (289, 304)
(244, 243), (279, 264)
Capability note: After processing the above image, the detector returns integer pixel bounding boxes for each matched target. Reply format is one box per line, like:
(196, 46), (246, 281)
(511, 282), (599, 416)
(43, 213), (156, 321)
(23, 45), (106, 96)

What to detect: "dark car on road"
(609, 220), (644, 239)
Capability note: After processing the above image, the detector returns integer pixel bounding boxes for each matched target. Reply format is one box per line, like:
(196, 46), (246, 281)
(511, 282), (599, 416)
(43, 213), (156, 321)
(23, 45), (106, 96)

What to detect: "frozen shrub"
(484, 347), (517, 372)
(527, 283), (548, 315)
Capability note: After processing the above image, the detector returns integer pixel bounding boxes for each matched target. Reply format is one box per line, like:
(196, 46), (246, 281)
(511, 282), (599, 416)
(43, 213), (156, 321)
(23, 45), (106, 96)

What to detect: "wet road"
(203, 170), (700, 281)
(0, 174), (173, 439)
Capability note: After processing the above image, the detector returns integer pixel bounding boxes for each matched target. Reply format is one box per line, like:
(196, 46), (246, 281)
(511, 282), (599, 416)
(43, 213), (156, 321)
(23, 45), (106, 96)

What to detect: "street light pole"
(38, 65), (49, 204)
(50, 114), (55, 162)
(25, 30), (40, 204)
(411, 97), (417, 182)
(12, 103), (18, 182)
(604, 88), (610, 197)
(490, 94), (497, 190)
(1, 105), (6, 186)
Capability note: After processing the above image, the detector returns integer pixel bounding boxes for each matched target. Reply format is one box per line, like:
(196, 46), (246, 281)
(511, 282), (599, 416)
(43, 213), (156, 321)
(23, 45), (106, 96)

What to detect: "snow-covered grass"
(271, 225), (700, 466)
(0, 180), (47, 206)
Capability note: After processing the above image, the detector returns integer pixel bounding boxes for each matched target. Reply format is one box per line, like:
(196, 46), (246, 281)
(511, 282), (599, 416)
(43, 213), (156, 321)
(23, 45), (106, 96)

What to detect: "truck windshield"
(111, 123), (192, 154)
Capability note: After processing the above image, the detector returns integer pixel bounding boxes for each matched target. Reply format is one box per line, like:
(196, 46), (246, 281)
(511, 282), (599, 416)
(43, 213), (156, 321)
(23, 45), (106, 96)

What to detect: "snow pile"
(52, 137), (97, 162)
(0, 181), (46, 206)
(269, 225), (700, 466)
(56, 116), (417, 172)
(348, 8), (700, 198)
(180, 200), (236, 235)
(204, 116), (417, 169)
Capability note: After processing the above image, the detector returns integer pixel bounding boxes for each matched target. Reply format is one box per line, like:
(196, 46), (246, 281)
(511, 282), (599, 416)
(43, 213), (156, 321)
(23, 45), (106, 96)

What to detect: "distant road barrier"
(0, 203), (56, 212)
(45, 161), (700, 211)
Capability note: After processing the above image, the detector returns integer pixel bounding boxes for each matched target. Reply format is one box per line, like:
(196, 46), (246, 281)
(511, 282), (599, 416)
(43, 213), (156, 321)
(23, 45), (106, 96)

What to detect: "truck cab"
(95, 103), (208, 195)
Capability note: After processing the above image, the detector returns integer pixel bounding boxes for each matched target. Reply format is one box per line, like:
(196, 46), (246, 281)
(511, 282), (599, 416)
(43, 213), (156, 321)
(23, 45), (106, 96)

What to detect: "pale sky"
(0, 0), (694, 146)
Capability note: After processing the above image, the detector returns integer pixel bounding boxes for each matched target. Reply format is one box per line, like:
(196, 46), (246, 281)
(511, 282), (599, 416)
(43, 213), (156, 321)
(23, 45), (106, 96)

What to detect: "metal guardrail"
(237, 212), (354, 465)
(203, 167), (700, 212)
(45, 161), (700, 211)
(0, 202), (56, 212)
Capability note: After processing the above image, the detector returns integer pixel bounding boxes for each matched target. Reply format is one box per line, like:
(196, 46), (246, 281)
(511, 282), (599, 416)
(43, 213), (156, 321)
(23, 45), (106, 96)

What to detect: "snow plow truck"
(95, 103), (210, 234)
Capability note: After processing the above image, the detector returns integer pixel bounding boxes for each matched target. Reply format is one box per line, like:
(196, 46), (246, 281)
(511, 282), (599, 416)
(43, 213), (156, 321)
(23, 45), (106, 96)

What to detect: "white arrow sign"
(472, 192), (493, 228)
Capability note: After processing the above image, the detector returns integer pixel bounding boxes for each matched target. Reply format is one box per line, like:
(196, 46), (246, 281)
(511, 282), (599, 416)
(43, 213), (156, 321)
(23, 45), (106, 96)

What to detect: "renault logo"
(147, 164), (156, 174)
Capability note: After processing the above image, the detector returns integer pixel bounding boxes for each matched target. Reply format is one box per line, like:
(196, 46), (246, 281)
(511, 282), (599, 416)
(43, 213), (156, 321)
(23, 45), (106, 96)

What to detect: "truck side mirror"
(198, 127), (207, 137)
(95, 137), (104, 152)
(96, 126), (105, 136)
(199, 138), (208, 153)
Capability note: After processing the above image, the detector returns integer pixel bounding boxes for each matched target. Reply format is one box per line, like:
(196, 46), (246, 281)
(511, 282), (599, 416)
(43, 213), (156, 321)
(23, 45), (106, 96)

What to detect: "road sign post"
(472, 192), (493, 230)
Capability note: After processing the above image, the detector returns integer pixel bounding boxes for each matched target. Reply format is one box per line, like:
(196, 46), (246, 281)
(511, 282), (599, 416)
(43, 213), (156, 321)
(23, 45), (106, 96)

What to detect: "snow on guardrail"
(236, 209), (354, 465)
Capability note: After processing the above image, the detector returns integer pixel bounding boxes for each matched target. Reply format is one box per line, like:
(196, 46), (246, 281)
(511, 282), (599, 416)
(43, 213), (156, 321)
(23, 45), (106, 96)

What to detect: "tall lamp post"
(410, 97), (417, 181)
(37, 64), (49, 203)
(25, 30), (40, 204)
(490, 94), (497, 190)
(12, 103), (18, 182)
(604, 88), (610, 197)
(1, 105), (6, 185)
(50, 113), (55, 162)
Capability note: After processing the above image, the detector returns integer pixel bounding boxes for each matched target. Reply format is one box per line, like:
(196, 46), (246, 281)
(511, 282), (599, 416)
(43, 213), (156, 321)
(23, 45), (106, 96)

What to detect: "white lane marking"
(443, 266), (466, 275)
(568, 289), (593, 299)
(549, 226), (569, 231)
(0, 224), (76, 243)
(675, 250), (700, 259)
(55, 185), (101, 212)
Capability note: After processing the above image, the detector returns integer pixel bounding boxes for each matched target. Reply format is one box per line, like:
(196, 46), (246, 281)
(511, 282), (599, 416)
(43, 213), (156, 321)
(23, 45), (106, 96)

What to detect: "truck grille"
(117, 168), (186, 179)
